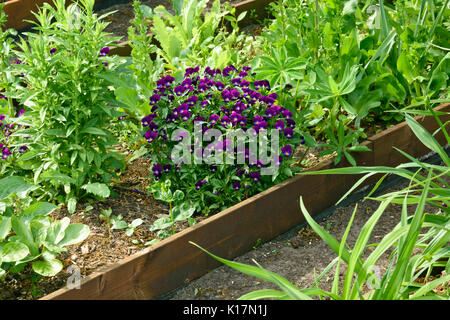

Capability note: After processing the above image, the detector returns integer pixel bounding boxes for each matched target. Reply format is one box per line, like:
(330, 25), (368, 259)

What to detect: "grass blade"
(238, 289), (288, 300)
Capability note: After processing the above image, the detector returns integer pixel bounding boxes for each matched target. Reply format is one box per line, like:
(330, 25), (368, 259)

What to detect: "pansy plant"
(141, 65), (310, 217)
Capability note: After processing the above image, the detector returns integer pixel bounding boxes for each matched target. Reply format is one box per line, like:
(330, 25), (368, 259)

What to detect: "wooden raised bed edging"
(40, 103), (450, 300)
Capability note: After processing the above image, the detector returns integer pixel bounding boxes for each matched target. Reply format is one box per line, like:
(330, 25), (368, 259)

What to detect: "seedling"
(125, 218), (144, 237)
(253, 238), (262, 250)
(99, 208), (113, 228)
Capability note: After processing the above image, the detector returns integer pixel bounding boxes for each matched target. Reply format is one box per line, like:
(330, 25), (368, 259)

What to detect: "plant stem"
(314, 0), (319, 62)
(170, 201), (175, 234)
(298, 146), (310, 167)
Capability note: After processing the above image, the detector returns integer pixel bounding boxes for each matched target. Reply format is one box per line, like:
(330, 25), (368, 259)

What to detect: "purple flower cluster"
(141, 65), (297, 204)
(0, 112), (28, 160)
(99, 47), (110, 56)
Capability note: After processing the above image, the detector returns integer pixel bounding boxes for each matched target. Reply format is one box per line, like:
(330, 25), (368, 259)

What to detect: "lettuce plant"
(9, 0), (126, 211)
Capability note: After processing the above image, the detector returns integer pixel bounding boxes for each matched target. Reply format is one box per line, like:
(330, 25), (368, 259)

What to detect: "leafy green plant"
(9, 0), (126, 211)
(99, 208), (113, 228)
(124, 218), (144, 237)
(105, 211), (143, 237)
(253, 46), (307, 89)
(252, 0), (449, 165)
(144, 0), (251, 71)
(319, 119), (371, 166)
(0, 176), (90, 278)
(0, 3), (18, 118)
(149, 179), (195, 239)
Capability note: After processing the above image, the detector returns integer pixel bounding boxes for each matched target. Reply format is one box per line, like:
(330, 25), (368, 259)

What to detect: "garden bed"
(1, 0), (448, 301)
(35, 103), (449, 300)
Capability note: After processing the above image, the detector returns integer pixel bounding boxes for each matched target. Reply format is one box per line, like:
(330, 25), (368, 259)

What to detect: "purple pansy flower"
(281, 145), (293, 157)
(152, 164), (163, 179)
(174, 85), (185, 96)
(144, 131), (158, 143)
(284, 127), (293, 139)
(100, 47), (110, 56)
(141, 114), (153, 127)
(274, 120), (285, 132)
(250, 171), (260, 183)
(150, 94), (161, 105)
(209, 114), (220, 125)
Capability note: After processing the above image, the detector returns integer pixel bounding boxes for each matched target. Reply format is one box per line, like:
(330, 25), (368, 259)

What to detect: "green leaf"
(111, 219), (128, 230)
(115, 87), (141, 110)
(397, 53), (414, 83)
(190, 241), (312, 300)
(410, 274), (450, 299)
(405, 114), (450, 167)
(80, 127), (107, 136)
(237, 11), (247, 22)
(11, 216), (33, 244)
(128, 146), (147, 163)
(30, 220), (48, 244)
(238, 289), (288, 300)
(46, 217), (70, 245)
(82, 183), (110, 198)
(0, 242), (30, 262)
(40, 171), (75, 186)
(130, 218), (143, 228)
(32, 259), (63, 277)
(58, 224), (90, 247)
(149, 217), (172, 231)
(0, 216), (12, 240)
(67, 197), (77, 214)
(173, 190), (184, 202)
(22, 202), (57, 217)
(0, 176), (34, 199)
(173, 203), (195, 222)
